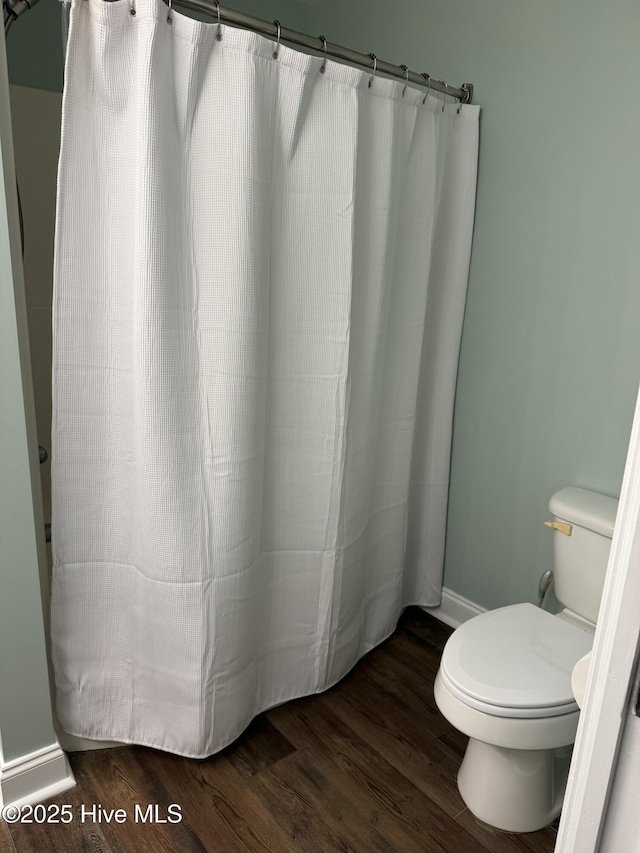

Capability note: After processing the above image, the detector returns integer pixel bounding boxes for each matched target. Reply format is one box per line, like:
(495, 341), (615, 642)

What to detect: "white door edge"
(556, 385), (640, 852)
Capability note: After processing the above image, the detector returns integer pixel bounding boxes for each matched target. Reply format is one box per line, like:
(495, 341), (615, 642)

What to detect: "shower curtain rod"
(170, 0), (474, 103)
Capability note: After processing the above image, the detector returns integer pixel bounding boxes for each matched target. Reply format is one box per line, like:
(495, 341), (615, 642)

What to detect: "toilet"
(434, 487), (618, 833)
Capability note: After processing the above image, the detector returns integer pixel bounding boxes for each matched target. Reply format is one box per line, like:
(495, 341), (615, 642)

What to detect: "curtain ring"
(368, 53), (377, 88)
(441, 81), (448, 112)
(215, 0), (222, 41)
(400, 64), (409, 97)
(421, 73), (431, 105)
(130, 0), (136, 15)
(319, 35), (327, 73)
(273, 20), (281, 60)
(166, 0), (172, 24)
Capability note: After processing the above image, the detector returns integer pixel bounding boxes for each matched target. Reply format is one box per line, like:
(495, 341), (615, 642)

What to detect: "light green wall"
(0, 37), (59, 763)
(309, 0), (640, 608)
(6, 0), (310, 92)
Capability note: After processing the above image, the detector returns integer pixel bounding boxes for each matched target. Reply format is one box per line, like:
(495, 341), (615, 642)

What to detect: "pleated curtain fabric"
(51, 0), (480, 757)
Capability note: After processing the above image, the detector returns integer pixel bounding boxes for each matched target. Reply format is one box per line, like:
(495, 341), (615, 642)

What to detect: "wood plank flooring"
(3, 609), (557, 852)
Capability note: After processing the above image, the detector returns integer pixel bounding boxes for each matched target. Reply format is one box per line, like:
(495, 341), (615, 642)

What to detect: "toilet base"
(457, 737), (572, 833)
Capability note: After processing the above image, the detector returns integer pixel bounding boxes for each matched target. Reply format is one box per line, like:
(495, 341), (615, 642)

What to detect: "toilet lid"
(440, 603), (594, 718)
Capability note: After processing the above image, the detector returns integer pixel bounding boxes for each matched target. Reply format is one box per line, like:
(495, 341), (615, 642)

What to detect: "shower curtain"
(51, 0), (479, 758)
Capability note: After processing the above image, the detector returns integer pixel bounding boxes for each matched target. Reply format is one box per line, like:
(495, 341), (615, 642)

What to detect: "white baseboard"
(423, 586), (486, 629)
(1, 742), (76, 809)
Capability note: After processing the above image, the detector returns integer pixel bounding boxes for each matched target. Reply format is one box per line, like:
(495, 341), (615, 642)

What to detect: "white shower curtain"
(51, 0), (479, 758)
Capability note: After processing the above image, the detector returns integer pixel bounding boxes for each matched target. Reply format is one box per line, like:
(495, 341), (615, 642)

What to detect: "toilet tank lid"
(549, 487), (618, 538)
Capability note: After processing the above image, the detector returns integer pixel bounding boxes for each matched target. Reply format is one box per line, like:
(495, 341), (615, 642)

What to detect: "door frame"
(556, 386), (640, 851)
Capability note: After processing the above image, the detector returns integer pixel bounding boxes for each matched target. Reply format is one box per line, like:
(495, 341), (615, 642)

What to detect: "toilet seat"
(440, 603), (594, 719)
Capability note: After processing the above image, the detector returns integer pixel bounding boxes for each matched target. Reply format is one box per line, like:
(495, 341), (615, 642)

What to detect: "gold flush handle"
(544, 520), (573, 536)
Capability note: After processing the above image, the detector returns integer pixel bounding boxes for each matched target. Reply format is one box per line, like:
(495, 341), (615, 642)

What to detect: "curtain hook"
(130, 0), (136, 15)
(421, 73), (431, 105)
(273, 20), (281, 60)
(166, 0), (172, 24)
(215, 0), (222, 41)
(319, 35), (327, 73)
(440, 81), (447, 112)
(400, 64), (409, 97)
(368, 53), (377, 88)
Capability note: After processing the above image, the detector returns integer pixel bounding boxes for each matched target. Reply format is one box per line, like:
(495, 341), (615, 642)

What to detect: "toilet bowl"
(434, 603), (592, 832)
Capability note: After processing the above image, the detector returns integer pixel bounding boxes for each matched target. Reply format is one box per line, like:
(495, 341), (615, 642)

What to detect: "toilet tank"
(547, 487), (618, 625)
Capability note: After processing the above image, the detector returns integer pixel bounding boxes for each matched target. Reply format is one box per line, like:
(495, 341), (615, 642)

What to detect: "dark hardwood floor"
(3, 609), (557, 852)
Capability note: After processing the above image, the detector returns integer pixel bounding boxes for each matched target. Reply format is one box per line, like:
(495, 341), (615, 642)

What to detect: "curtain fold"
(51, 0), (479, 758)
